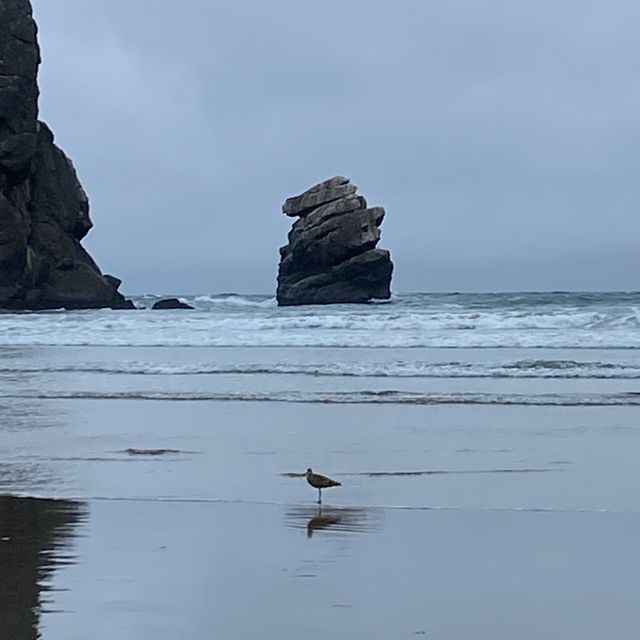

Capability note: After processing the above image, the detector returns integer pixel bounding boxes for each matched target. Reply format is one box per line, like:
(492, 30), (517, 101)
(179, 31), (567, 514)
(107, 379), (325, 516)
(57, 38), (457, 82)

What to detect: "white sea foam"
(0, 292), (639, 348)
(192, 294), (277, 307)
(1, 359), (640, 379)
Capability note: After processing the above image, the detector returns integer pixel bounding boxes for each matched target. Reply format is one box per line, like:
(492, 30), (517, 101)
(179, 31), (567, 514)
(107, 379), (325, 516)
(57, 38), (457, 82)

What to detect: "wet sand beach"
(2, 388), (640, 639)
(2, 295), (640, 638)
(1, 496), (639, 639)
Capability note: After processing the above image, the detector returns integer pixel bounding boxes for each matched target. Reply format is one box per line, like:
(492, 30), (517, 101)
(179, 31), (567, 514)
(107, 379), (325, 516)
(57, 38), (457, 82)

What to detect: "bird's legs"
(318, 488), (322, 504)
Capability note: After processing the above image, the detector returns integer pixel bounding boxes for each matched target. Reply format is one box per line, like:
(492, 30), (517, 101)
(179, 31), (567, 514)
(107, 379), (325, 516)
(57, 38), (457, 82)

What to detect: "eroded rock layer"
(0, 0), (131, 309)
(277, 176), (393, 305)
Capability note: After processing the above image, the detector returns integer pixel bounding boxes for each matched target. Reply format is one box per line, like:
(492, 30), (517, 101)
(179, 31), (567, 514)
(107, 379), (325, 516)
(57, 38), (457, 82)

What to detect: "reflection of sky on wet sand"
(30, 500), (640, 640)
(0, 397), (64, 493)
(0, 348), (66, 489)
(0, 496), (86, 640)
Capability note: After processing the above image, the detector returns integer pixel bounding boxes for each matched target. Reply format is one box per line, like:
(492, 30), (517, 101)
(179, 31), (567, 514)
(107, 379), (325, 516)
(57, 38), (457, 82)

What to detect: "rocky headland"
(0, 0), (131, 309)
(277, 177), (393, 306)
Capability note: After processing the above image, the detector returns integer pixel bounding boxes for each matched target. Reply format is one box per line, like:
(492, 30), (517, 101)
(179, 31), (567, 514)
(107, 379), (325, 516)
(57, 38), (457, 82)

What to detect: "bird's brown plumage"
(306, 468), (341, 489)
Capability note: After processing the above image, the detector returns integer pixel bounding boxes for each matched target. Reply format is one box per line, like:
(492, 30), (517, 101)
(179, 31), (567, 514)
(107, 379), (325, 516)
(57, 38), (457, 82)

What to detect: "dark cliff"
(0, 0), (130, 309)
(277, 176), (393, 306)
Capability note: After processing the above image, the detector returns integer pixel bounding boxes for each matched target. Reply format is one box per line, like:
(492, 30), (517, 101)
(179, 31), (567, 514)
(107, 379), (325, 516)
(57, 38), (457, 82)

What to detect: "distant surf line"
(2, 389), (640, 406)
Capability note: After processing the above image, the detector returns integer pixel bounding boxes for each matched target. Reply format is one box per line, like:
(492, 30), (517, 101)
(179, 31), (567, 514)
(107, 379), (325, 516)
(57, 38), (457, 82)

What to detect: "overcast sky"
(32, 1), (640, 294)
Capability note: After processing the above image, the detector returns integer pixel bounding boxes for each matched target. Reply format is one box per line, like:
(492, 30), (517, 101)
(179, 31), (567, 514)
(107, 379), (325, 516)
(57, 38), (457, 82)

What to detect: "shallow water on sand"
(2, 391), (639, 513)
(2, 294), (640, 639)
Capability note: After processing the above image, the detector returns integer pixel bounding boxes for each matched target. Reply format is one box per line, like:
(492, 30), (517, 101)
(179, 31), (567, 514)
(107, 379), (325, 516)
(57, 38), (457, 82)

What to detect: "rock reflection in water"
(285, 505), (383, 538)
(0, 496), (86, 640)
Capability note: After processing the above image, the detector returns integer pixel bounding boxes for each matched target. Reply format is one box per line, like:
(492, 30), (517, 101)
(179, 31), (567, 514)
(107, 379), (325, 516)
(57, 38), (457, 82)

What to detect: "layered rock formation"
(277, 177), (393, 305)
(0, 0), (131, 309)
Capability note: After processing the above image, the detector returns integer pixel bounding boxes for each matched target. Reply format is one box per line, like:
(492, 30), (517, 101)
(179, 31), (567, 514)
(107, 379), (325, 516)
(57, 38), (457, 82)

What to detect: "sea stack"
(277, 177), (393, 306)
(0, 0), (131, 310)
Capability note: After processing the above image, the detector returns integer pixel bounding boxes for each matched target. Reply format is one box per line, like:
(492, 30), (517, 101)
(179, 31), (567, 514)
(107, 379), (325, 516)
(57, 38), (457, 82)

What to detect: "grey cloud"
(31, 0), (640, 293)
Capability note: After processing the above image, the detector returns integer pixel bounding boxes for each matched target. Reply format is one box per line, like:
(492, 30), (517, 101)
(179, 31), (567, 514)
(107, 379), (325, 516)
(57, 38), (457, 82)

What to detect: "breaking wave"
(1, 292), (639, 348)
(2, 358), (640, 379)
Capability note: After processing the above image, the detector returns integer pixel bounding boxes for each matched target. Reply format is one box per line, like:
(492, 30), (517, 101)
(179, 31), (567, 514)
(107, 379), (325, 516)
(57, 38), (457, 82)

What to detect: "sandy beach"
(2, 296), (640, 639)
(2, 496), (638, 639)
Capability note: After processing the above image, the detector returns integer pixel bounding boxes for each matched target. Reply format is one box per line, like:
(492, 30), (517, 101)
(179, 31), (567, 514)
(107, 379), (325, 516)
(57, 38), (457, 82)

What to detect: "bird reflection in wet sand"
(306, 507), (342, 538)
(285, 505), (383, 538)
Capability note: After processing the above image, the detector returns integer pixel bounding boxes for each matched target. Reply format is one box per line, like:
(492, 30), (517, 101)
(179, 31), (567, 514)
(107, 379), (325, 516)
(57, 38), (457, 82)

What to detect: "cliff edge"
(0, 0), (130, 309)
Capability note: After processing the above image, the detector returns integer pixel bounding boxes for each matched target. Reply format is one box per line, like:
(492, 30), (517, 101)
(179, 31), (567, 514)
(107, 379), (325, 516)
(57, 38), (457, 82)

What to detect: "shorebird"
(306, 468), (341, 504)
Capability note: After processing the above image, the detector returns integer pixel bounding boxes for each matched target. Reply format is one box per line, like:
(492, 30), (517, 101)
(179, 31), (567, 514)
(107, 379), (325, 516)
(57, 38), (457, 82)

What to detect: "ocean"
(1, 292), (639, 639)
